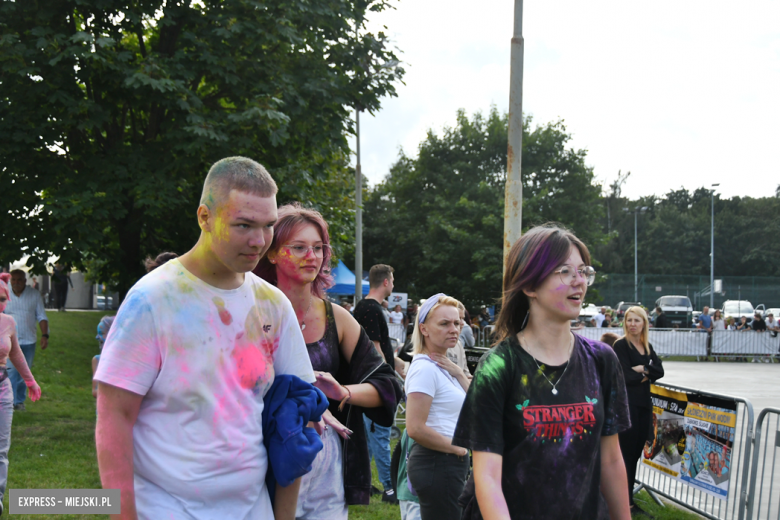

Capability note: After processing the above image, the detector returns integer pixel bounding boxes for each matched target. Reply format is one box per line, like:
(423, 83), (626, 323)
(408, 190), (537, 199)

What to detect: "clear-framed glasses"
(283, 244), (330, 258)
(554, 266), (596, 286)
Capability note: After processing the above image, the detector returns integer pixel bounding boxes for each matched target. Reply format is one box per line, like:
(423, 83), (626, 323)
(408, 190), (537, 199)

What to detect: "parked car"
(651, 295), (693, 329)
(614, 301), (641, 320)
(721, 300), (755, 325)
(763, 307), (780, 319)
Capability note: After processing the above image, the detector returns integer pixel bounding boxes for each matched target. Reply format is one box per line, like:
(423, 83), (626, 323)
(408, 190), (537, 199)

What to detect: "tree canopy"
(360, 108), (605, 308)
(0, 0), (403, 296)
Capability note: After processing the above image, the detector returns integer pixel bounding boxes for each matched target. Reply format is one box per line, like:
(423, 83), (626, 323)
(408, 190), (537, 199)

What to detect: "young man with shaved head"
(95, 157), (314, 520)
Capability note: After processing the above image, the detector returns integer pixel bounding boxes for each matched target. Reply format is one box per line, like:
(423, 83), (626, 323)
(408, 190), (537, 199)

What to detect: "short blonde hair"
(411, 295), (462, 355)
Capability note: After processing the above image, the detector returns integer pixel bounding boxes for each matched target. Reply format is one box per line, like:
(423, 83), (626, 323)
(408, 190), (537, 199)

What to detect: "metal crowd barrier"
(711, 331), (780, 361)
(388, 322), (406, 343)
(475, 325), (495, 348)
(634, 383), (754, 520)
(575, 328), (709, 358)
(746, 408), (780, 520)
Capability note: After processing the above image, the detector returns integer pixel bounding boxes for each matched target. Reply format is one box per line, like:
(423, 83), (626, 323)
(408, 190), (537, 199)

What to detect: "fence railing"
(711, 331), (780, 360)
(746, 408), (780, 520)
(388, 323), (406, 343)
(575, 328), (710, 357)
(635, 383), (754, 520)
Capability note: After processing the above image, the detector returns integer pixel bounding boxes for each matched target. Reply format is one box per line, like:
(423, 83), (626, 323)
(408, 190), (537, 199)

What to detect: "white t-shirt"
(766, 317), (779, 330)
(389, 311), (404, 324)
(405, 354), (466, 438)
(593, 312), (606, 327)
(713, 319), (726, 330)
(95, 259), (314, 520)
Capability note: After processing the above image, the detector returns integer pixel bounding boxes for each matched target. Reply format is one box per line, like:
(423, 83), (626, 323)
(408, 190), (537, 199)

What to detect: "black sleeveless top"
(305, 299), (340, 376)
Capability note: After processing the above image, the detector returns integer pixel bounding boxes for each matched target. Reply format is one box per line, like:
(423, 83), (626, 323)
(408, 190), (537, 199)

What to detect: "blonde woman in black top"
(612, 306), (664, 516)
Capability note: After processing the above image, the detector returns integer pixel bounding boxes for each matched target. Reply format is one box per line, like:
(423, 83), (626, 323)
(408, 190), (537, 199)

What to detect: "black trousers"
(55, 283), (68, 309)
(618, 404), (653, 506)
(407, 443), (469, 520)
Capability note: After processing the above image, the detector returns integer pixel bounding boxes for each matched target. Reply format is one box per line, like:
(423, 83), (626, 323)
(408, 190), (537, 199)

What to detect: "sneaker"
(13, 403), (25, 412)
(370, 485), (382, 496)
(381, 489), (399, 505)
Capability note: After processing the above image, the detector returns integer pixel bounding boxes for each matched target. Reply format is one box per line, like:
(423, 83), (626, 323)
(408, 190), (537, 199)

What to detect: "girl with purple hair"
(452, 225), (632, 520)
(254, 203), (402, 519)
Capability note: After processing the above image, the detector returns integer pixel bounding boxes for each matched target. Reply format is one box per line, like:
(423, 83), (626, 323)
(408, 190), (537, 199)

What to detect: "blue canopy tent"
(327, 260), (369, 296)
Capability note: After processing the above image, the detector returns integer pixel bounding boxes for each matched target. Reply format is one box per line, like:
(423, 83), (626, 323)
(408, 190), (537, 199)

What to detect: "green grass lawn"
(4, 312), (702, 519)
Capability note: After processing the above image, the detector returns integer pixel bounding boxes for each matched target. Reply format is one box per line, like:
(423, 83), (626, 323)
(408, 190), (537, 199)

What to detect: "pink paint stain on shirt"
(212, 297), (233, 326)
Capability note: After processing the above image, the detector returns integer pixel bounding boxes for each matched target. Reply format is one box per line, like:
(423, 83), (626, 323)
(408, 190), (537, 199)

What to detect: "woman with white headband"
(404, 293), (470, 520)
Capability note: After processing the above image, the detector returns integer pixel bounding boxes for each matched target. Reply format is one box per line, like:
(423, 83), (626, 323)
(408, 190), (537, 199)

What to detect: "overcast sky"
(352, 0), (780, 201)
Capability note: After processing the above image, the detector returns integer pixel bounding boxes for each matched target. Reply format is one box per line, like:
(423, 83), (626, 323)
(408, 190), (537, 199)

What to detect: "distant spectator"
(389, 304), (404, 324)
(600, 332), (620, 347)
(478, 307), (490, 329)
(406, 303), (418, 328)
(751, 313), (767, 332)
(381, 300), (391, 323)
(51, 262), (73, 312)
(459, 311), (475, 349)
(144, 252), (178, 272)
(712, 310), (725, 331)
(725, 317), (737, 330)
(4, 269), (48, 411)
(593, 306), (606, 327)
(341, 302), (353, 314)
(445, 303), (471, 377)
(736, 316), (750, 331)
(765, 313), (779, 332)
(654, 306), (670, 329)
(92, 316), (116, 398)
(698, 306), (712, 331)
(602, 313), (613, 328)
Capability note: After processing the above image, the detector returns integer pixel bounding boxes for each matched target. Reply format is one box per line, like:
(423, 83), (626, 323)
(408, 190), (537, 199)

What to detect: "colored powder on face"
(212, 297), (233, 325)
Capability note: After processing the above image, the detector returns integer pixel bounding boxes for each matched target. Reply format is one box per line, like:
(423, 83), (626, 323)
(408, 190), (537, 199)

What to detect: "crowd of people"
(1, 156), (685, 520)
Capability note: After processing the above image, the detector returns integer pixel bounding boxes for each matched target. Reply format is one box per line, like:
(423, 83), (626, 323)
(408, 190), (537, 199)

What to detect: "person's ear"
(419, 323), (429, 337)
(197, 204), (213, 232)
(522, 287), (537, 301)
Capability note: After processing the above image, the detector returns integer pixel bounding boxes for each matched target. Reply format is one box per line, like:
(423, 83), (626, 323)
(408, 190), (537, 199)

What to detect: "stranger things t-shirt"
(453, 334), (630, 520)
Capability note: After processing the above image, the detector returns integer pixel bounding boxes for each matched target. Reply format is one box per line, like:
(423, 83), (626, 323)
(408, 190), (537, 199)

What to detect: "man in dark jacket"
(654, 306), (671, 329)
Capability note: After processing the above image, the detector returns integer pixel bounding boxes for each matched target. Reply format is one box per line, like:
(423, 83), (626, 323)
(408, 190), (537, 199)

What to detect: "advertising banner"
(389, 292), (408, 310)
(642, 385), (736, 499)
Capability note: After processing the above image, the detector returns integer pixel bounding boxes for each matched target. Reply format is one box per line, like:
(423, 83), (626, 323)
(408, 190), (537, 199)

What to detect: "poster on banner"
(642, 385), (736, 499)
(389, 292), (408, 310)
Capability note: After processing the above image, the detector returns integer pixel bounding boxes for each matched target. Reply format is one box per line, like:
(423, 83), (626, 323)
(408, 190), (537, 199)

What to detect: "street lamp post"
(355, 107), (363, 305)
(710, 183), (719, 309)
(353, 59), (400, 305)
(503, 0), (524, 276)
(625, 206), (648, 302)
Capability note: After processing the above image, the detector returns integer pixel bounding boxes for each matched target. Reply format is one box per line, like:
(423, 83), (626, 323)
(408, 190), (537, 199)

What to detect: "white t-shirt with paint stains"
(95, 259), (314, 520)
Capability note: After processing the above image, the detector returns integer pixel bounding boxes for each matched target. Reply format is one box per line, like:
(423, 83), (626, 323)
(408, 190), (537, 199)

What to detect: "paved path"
(661, 361), (780, 413)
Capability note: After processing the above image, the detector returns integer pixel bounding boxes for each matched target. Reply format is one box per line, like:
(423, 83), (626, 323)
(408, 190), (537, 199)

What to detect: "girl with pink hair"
(0, 273), (42, 513)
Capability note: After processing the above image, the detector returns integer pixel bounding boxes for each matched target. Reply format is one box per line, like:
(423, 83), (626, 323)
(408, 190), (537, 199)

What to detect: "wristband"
(338, 386), (352, 412)
(41, 334), (49, 339)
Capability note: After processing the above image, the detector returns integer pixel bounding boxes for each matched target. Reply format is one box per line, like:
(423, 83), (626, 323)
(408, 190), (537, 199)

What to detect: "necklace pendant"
(301, 323), (306, 331)
(551, 388), (558, 395)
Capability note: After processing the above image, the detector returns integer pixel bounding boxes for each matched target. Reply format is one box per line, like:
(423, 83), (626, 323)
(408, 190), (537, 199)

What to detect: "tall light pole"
(355, 107), (363, 305)
(625, 206), (648, 302)
(503, 0), (524, 276)
(353, 59), (400, 305)
(710, 183), (719, 309)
